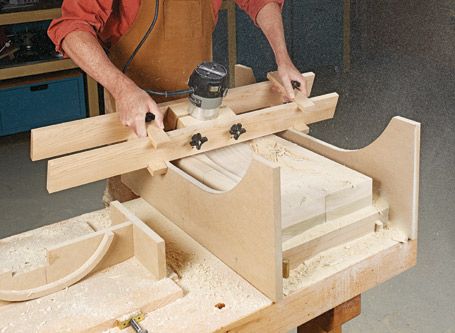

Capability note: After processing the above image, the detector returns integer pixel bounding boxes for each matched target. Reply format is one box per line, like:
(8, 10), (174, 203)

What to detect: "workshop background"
(0, 0), (454, 332)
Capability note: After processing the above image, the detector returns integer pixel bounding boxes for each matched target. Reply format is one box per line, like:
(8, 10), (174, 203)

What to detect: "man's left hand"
(277, 60), (308, 102)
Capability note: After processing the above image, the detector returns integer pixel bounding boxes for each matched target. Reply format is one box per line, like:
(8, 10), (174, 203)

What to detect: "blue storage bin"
(0, 71), (86, 136)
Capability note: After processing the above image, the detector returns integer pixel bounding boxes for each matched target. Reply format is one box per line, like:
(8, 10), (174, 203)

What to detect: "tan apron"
(107, 0), (214, 106)
(103, 0), (214, 203)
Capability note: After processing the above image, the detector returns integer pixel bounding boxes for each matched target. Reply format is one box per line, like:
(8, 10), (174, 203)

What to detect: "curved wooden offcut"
(0, 231), (114, 302)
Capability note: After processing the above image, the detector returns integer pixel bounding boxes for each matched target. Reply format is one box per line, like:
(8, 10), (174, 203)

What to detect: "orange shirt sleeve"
(234, 0), (284, 24)
(48, 0), (114, 55)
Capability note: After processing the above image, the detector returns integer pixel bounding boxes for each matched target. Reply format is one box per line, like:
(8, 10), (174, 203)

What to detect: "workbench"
(0, 199), (416, 332)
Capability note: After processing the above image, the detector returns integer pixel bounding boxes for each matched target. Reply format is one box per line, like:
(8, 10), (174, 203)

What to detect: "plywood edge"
(109, 201), (166, 279)
(123, 154), (283, 301)
(282, 205), (386, 269)
(279, 116), (420, 240)
(215, 240), (417, 332)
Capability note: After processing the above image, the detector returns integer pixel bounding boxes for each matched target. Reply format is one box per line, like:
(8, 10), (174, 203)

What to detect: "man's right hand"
(115, 85), (165, 138)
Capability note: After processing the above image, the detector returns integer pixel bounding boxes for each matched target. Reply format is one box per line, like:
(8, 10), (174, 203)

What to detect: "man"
(48, 0), (307, 202)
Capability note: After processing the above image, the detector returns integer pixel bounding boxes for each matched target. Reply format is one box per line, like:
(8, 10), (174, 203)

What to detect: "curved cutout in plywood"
(0, 231), (114, 302)
(122, 155), (283, 301)
(280, 116), (420, 240)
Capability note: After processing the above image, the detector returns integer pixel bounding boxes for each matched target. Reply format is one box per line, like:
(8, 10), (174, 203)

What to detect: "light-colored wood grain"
(0, 260), (183, 333)
(93, 222), (134, 272)
(174, 134), (372, 235)
(46, 94), (338, 192)
(298, 295), (360, 333)
(0, 58), (77, 81)
(283, 205), (386, 268)
(267, 71), (316, 112)
(0, 198), (418, 332)
(280, 116), (420, 240)
(86, 75), (100, 117)
(123, 157), (283, 301)
(0, 231), (113, 302)
(216, 240), (416, 333)
(31, 113), (129, 161)
(31, 72), (316, 160)
(147, 124), (171, 148)
(109, 201), (166, 279)
(0, 8), (61, 25)
(234, 64), (256, 87)
(147, 161), (168, 176)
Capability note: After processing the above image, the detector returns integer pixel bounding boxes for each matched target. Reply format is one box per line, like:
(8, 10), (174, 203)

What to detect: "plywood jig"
(18, 65), (421, 332)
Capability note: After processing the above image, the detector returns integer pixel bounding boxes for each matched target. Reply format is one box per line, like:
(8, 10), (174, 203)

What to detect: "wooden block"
(147, 161), (168, 176)
(147, 124), (170, 148)
(123, 156), (283, 301)
(293, 120), (310, 133)
(314, 295), (361, 331)
(109, 201), (166, 280)
(267, 71), (316, 111)
(46, 94), (338, 193)
(234, 64), (256, 87)
(280, 116), (420, 240)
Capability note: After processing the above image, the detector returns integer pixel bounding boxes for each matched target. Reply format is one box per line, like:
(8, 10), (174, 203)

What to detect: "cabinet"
(0, 6), (99, 136)
(0, 70), (86, 136)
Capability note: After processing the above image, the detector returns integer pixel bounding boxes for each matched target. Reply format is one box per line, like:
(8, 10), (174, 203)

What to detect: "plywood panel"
(280, 116), (420, 239)
(123, 157), (283, 301)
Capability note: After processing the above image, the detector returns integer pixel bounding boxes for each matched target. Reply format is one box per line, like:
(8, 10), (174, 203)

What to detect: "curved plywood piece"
(0, 231), (114, 302)
(280, 116), (420, 239)
(122, 155), (283, 301)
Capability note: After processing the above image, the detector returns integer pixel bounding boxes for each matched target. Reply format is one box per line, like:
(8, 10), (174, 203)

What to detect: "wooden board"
(109, 201), (166, 279)
(123, 157), (283, 301)
(46, 93), (338, 193)
(280, 116), (420, 240)
(30, 72), (316, 161)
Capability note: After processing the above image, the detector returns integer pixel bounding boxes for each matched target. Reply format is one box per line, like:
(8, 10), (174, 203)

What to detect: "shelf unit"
(0, 7), (61, 25)
(0, 7), (99, 117)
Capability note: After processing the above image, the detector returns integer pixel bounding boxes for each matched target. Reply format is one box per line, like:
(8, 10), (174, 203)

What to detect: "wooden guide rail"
(31, 72), (339, 193)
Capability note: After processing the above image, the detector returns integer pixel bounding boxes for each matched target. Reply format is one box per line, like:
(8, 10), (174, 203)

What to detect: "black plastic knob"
(229, 123), (246, 140)
(190, 133), (208, 150)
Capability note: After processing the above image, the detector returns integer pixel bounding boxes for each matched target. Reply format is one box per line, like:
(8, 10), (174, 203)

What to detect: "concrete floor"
(1, 3), (454, 332)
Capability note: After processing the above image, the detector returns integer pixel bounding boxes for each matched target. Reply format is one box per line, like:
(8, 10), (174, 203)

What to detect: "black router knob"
(190, 133), (208, 150)
(229, 123), (246, 140)
(145, 112), (155, 123)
